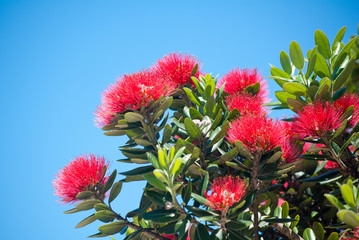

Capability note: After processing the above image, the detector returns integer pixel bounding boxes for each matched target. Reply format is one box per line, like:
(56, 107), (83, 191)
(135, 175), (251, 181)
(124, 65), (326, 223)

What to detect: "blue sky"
(0, 1), (358, 239)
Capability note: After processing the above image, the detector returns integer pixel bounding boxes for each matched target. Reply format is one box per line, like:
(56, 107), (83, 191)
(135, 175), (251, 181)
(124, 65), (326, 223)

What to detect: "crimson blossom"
(342, 227), (359, 240)
(53, 154), (108, 204)
(95, 70), (176, 127)
(204, 176), (247, 211)
(333, 93), (359, 127)
(152, 53), (202, 87)
(291, 101), (343, 139)
(218, 68), (268, 100)
(226, 92), (266, 117)
(227, 115), (283, 154)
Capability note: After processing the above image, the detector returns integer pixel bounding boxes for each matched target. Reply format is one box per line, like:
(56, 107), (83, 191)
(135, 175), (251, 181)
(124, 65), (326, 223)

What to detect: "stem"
(271, 223), (304, 240)
(322, 138), (348, 175)
(220, 208), (228, 235)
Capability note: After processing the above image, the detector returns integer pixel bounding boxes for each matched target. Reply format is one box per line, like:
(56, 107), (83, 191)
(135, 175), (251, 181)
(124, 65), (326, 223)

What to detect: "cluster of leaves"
(58, 26), (359, 240)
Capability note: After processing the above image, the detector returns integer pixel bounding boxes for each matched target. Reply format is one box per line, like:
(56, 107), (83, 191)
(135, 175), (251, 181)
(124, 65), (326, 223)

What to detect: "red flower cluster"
(219, 68), (268, 99)
(333, 93), (359, 127)
(95, 70), (176, 126)
(227, 115), (283, 153)
(226, 92), (265, 117)
(53, 154), (108, 204)
(292, 101), (343, 139)
(152, 53), (202, 87)
(205, 176), (247, 211)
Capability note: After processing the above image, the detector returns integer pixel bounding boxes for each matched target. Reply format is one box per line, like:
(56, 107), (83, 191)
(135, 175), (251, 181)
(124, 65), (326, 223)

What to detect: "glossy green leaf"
(303, 228), (316, 240)
(95, 210), (117, 223)
(314, 77), (330, 101)
(153, 169), (168, 183)
(314, 53), (331, 78)
(63, 208), (80, 214)
(325, 194), (345, 210)
(98, 221), (126, 235)
(75, 214), (97, 228)
(189, 107), (203, 120)
(94, 203), (110, 211)
(195, 224), (210, 240)
(300, 170), (340, 182)
(333, 37), (358, 70)
(183, 87), (202, 106)
(287, 98), (305, 113)
(283, 82), (307, 96)
(119, 165), (154, 176)
(289, 41), (304, 70)
(333, 58), (355, 91)
(235, 141), (254, 159)
(88, 232), (109, 238)
(268, 76), (291, 87)
(184, 118), (202, 140)
(306, 47), (318, 79)
(332, 26), (346, 51)
(264, 217), (297, 223)
(76, 191), (93, 200)
(103, 169), (117, 194)
(270, 67), (292, 79)
(191, 63), (199, 76)
(76, 199), (101, 211)
(104, 130), (126, 136)
(341, 184), (356, 209)
(275, 91), (296, 104)
(143, 174), (167, 191)
(312, 222), (324, 240)
(327, 232), (339, 240)
(333, 87), (347, 101)
(337, 209), (359, 227)
(315, 30), (331, 59)
(109, 182), (123, 203)
(142, 209), (178, 222)
(182, 178), (192, 204)
(191, 193), (208, 204)
(282, 201), (289, 218)
(124, 112), (143, 122)
(280, 51), (292, 74)
(134, 138), (153, 147)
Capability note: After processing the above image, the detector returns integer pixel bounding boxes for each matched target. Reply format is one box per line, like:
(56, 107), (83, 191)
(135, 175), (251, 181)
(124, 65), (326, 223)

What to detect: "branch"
(271, 223), (304, 240)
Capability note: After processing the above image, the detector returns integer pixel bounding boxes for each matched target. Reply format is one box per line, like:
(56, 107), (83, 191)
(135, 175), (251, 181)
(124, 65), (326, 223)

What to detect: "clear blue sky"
(0, 1), (358, 239)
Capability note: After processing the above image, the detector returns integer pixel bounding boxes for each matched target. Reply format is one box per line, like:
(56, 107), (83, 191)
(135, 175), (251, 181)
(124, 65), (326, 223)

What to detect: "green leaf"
(204, 95), (216, 117)
(341, 184), (356, 209)
(205, 78), (215, 98)
(283, 82), (307, 96)
(337, 209), (359, 227)
(162, 124), (172, 144)
(282, 201), (289, 218)
(119, 165), (154, 176)
(94, 203), (110, 211)
(300, 170), (340, 182)
(95, 210), (116, 223)
(191, 63), (199, 76)
(76, 191), (94, 200)
(182, 178), (192, 204)
(333, 87), (347, 101)
(306, 46), (318, 79)
(270, 67), (292, 79)
(98, 221), (126, 235)
(63, 208), (80, 214)
(314, 77), (330, 101)
(333, 58), (356, 91)
(143, 174), (167, 191)
(235, 141), (254, 159)
(76, 199), (101, 211)
(109, 182), (123, 203)
(314, 53), (331, 78)
(268, 76), (291, 87)
(275, 91), (296, 104)
(267, 151), (282, 164)
(134, 139), (153, 147)
(75, 214), (97, 228)
(324, 194), (345, 210)
(124, 112), (143, 122)
(332, 26), (346, 51)
(88, 232), (109, 238)
(184, 118), (202, 140)
(170, 157), (182, 176)
(191, 193), (208, 205)
(315, 30), (331, 59)
(287, 98), (305, 113)
(103, 169), (117, 194)
(303, 228), (316, 240)
(327, 232), (339, 240)
(104, 130), (126, 136)
(280, 51), (292, 74)
(289, 41), (304, 70)
(208, 121), (229, 147)
(142, 209), (178, 222)
(189, 107), (203, 120)
(200, 172), (209, 197)
(183, 87), (202, 106)
(264, 217), (297, 223)
(195, 224), (210, 240)
(312, 222), (324, 240)
(333, 37), (358, 70)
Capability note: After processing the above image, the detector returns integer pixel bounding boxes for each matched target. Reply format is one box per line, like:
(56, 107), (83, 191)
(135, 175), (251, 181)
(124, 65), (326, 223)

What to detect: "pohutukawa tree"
(53, 27), (359, 240)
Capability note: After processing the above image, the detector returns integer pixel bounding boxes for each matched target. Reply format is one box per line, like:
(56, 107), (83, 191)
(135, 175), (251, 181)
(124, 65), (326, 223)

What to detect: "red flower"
(227, 115), (283, 153)
(218, 68), (268, 99)
(226, 92), (266, 117)
(292, 101), (343, 139)
(95, 70), (176, 127)
(334, 93), (359, 127)
(161, 234), (177, 240)
(280, 121), (302, 163)
(152, 53), (202, 87)
(53, 154), (109, 204)
(205, 176), (247, 211)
